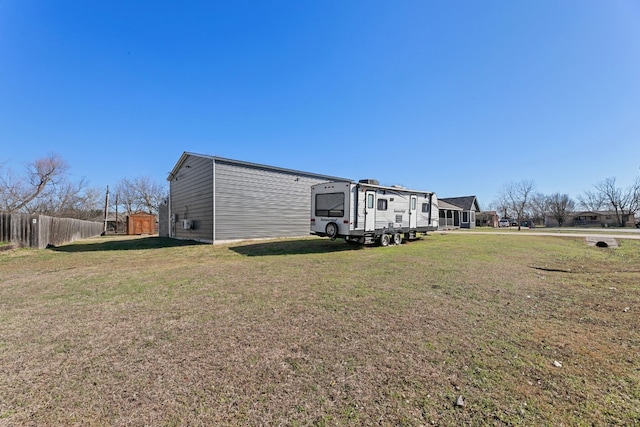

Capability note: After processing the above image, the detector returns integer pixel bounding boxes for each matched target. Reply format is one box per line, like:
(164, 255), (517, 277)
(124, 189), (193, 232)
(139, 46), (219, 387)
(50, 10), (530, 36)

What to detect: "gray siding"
(158, 202), (169, 237)
(213, 161), (327, 241)
(169, 155), (214, 242)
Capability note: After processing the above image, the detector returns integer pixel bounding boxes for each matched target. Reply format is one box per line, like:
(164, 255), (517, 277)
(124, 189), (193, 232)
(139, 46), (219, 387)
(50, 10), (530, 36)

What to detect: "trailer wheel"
(393, 233), (403, 245)
(380, 234), (391, 247)
(325, 222), (339, 239)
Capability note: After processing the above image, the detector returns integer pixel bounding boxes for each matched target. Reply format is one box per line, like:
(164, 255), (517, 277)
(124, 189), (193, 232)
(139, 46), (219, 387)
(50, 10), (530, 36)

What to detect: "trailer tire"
(393, 233), (402, 245)
(325, 222), (339, 239)
(380, 234), (391, 247)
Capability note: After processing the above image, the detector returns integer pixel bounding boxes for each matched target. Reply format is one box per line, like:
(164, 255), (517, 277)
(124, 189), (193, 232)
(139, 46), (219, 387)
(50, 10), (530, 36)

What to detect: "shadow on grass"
(49, 236), (206, 252)
(230, 238), (363, 256)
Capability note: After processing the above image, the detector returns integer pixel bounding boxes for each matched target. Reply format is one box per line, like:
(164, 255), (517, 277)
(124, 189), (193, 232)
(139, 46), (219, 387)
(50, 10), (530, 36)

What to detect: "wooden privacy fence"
(0, 212), (104, 249)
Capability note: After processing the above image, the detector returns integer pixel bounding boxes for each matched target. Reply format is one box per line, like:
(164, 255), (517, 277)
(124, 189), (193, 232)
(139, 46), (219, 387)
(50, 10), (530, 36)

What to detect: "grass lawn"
(1, 234), (639, 426)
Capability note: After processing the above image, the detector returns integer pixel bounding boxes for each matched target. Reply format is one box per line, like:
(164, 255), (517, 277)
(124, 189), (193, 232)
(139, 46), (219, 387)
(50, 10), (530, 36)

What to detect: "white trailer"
(310, 179), (438, 245)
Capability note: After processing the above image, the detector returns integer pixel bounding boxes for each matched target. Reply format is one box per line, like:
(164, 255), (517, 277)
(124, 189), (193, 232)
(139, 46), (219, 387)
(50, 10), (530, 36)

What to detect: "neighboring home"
(161, 152), (348, 243)
(438, 200), (462, 229)
(545, 211), (637, 228)
(476, 211), (499, 228)
(438, 196), (480, 229)
(93, 213), (127, 234)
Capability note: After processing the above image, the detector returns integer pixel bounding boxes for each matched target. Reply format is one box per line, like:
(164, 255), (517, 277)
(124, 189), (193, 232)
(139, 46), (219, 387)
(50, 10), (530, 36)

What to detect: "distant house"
(545, 211), (637, 228)
(438, 196), (480, 229)
(161, 152), (348, 243)
(92, 213), (127, 234)
(477, 211), (499, 228)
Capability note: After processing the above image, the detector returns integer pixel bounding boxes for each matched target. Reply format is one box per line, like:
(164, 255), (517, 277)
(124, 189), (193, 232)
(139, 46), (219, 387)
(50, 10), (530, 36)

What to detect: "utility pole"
(102, 185), (109, 235)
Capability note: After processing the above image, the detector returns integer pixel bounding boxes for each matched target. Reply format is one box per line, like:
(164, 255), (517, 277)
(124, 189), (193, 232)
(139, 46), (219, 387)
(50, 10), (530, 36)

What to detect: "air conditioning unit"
(182, 219), (193, 230)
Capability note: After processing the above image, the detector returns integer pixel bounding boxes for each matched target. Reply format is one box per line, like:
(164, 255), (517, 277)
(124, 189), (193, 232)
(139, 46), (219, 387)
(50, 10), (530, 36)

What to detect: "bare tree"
(591, 177), (640, 227)
(577, 190), (607, 211)
(134, 176), (165, 214)
(546, 193), (575, 227)
(114, 178), (137, 216)
(0, 154), (73, 213)
(528, 192), (549, 226)
(497, 180), (535, 230)
(490, 193), (511, 220)
(28, 178), (103, 220)
(114, 176), (166, 215)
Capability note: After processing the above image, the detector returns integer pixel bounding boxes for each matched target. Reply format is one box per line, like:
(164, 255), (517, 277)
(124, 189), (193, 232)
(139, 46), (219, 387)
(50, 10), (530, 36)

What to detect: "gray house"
(161, 152), (348, 243)
(438, 196), (480, 229)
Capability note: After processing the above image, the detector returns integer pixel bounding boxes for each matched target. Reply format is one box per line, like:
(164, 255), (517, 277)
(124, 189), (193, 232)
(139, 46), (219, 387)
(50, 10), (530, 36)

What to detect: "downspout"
(212, 159), (216, 243)
(167, 191), (172, 238)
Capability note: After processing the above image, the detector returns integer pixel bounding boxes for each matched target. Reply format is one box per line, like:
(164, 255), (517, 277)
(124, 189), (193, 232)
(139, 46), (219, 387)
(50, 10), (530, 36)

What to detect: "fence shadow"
(230, 238), (362, 257)
(49, 236), (206, 252)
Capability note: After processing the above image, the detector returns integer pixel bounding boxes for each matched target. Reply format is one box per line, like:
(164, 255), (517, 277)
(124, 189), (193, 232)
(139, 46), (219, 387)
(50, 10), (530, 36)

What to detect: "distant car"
(499, 219), (510, 227)
(636, 221), (640, 229)
(521, 220), (535, 229)
(510, 220), (518, 226)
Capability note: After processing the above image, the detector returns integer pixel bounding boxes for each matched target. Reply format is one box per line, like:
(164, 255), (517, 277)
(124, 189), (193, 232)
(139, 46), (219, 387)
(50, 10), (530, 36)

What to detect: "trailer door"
(409, 195), (417, 228)
(365, 191), (376, 231)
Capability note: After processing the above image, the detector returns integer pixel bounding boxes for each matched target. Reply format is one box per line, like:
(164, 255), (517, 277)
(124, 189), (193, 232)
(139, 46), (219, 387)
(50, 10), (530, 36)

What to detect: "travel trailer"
(310, 179), (438, 245)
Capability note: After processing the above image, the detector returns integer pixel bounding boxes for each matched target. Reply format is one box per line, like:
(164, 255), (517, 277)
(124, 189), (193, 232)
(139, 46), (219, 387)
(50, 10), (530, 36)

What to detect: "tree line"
(492, 175), (640, 228)
(0, 154), (166, 220)
(3, 154), (639, 229)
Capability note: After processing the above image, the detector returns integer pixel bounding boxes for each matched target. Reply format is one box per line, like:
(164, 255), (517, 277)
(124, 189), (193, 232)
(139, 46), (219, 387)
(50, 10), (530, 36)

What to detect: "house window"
(463, 212), (469, 223)
(315, 193), (344, 217)
(422, 203), (430, 213)
(377, 199), (388, 211)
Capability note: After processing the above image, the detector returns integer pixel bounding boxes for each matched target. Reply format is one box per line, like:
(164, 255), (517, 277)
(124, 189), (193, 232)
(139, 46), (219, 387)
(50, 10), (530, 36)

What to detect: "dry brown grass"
(0, 234), (639, 426)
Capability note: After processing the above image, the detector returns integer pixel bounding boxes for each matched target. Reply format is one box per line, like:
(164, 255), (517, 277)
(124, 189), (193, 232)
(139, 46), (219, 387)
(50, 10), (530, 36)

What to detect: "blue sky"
(1, 1), (639, 209)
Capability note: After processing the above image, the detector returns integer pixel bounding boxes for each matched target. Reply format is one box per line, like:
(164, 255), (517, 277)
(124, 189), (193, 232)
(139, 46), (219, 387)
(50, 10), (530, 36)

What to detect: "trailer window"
(377, 199), (388, 211)
(315, 193), (344, 217)
(422, 203), (430, 213)
(411, 198), (417, 210)
(367, 193), (375, 209)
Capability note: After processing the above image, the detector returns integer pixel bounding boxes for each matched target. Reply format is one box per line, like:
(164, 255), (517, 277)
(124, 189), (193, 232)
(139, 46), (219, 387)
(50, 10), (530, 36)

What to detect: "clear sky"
(1, 1), (639, 209)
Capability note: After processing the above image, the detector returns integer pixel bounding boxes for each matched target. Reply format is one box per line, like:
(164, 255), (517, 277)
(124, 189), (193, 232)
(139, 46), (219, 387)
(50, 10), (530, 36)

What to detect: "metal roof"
(167, 151), (350, 182)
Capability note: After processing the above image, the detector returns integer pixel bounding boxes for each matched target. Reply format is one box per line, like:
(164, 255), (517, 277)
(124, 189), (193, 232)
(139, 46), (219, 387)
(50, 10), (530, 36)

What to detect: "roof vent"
(358, 179), (379, 185)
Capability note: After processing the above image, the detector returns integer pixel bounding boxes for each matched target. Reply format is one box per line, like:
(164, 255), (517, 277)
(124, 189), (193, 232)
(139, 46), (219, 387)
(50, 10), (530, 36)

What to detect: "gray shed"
(162, 152), (349, 243)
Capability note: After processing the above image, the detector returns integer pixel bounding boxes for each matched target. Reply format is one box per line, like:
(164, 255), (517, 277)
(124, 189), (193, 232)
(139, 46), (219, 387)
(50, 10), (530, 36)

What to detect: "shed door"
(365, 191), (376, 232)
(132, 217), (153, 235)
(409, 195), (417, 228)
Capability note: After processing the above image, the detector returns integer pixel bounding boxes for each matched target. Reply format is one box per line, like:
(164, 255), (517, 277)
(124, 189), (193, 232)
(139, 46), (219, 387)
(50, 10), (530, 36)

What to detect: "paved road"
(442, 229), (640, 240)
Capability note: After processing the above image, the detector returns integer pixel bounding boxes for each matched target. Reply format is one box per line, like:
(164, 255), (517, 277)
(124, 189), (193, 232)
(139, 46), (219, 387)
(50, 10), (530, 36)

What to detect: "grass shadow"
(49, 236), (206, 252)
(230, 238), (363, 256)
